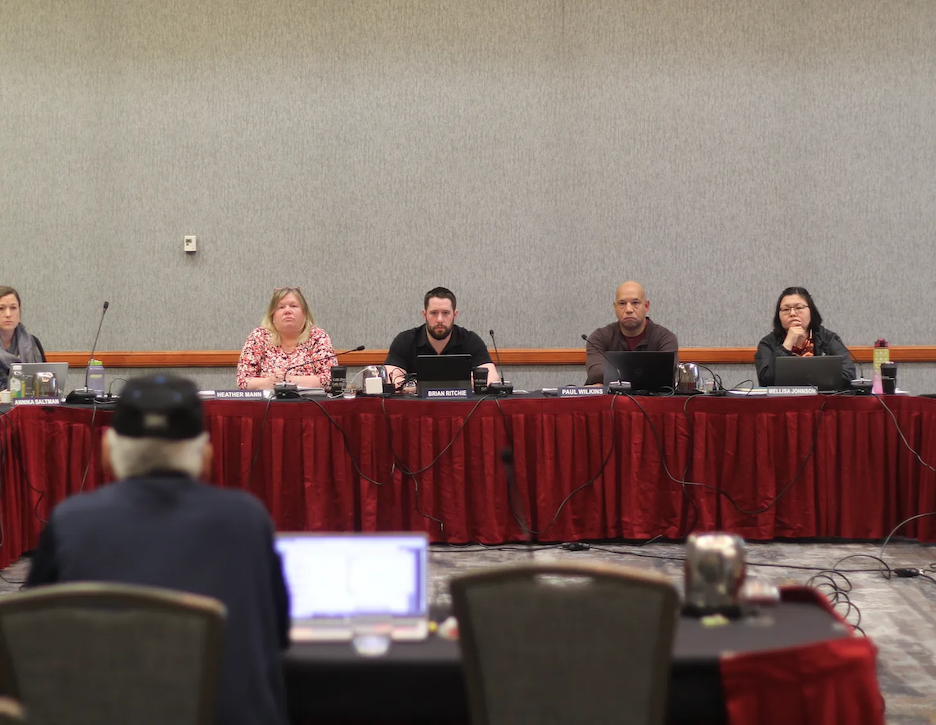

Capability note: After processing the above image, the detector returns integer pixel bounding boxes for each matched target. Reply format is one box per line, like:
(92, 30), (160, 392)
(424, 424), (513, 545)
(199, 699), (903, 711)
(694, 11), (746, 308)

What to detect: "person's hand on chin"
(784, 324), (808, 350)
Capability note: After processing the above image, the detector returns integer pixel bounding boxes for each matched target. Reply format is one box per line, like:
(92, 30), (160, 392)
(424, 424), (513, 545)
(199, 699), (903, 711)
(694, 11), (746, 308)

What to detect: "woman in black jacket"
(755, 286), (856, 387)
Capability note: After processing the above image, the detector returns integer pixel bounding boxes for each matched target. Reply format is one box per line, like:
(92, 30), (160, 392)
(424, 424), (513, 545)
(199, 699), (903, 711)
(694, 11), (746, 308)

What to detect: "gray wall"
(4, 1), (936, 388)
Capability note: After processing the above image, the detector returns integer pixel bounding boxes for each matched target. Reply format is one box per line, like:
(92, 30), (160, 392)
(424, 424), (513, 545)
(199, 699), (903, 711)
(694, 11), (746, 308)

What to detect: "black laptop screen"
(601, 351), (676, 393)
(414, 354), (472, 384)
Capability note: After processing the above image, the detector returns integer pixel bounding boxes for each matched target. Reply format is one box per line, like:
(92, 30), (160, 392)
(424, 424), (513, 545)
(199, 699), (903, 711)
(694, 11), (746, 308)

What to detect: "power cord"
(488, 394), (621, 537)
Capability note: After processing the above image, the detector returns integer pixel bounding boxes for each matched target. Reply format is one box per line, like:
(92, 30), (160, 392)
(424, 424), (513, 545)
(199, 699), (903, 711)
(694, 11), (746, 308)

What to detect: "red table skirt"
(720, 587), (884, 725)
(3, 394), (936, 566)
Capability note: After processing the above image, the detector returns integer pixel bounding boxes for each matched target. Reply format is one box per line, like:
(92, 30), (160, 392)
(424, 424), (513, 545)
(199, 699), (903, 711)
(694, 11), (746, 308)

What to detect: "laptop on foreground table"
(601, 351), (676, 394)
(275, 532), (429, 642)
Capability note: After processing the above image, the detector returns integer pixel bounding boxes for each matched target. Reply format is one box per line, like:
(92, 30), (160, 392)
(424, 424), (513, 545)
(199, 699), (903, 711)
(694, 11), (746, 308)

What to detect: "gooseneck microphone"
(581, 333), (630, 394)
(66, 301), (110, 404)
(487, 329), (514, 395)
(275, 345), (366, 398)
(844, 346), (871, 394)
(85, 301), (109, 388)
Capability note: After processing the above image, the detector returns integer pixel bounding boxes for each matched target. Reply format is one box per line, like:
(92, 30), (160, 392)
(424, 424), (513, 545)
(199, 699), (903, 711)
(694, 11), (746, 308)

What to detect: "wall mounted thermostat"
(184, 235), (197, 253)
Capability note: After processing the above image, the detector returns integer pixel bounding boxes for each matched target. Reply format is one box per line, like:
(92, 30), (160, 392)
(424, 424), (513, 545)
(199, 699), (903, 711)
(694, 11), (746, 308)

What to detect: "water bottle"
(9, 364), (25, 399)
(872, 339), (889, 395)
(87, 359), (105, 396)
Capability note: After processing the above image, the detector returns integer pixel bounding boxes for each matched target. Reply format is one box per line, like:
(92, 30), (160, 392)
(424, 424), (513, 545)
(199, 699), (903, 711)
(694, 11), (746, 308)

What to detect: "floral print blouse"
(236, 326), (336, 389)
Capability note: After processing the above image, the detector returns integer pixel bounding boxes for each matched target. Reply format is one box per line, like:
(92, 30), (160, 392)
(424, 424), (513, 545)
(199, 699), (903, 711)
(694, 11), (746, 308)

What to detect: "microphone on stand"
(274, 345), (365, 398)
(845, 347), (872, 395)
(486, 329), (513, 395)
(324, 345), (365, 396)
(66, 301), (110, 404)
(581, 333), (630, 395)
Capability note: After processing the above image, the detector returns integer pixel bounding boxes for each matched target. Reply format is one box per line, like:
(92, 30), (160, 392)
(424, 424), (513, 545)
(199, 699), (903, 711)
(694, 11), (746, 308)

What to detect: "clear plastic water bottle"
(9, 364), (25, 399)
(872, 339), (889, 395)
(87, 359), (105, 396)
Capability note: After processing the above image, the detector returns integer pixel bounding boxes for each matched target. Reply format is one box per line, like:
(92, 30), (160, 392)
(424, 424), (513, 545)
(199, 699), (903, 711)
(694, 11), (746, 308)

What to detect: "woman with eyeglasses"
(754, 286), (856, 387)
(236, 287), (336, 390)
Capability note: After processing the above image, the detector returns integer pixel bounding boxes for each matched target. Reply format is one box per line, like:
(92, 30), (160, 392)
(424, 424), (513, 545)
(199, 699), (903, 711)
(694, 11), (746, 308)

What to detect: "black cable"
(578, 543), (893, 573)
(107, 377), (127, 396)
(637, 391), (850, 519)
(376, 395), (506, 530)
(300, 397), (397, 487)
(879, 512), (936, 559)
(10, 421), (49, 525)
(694, 365), (724, 392)
(874, 394), (936, 473)
(0, 407), (14, 552)
(77, 401), (102, 494)
(676, 394), (703, 537)
(491, 396), (532, 540)
(431, 543), (564, 554)
(804, 569), (866, 636)
(488, 394), (620, 537)
(376, 396), (441, 529)
(867, 395), (936, 560)
(383, 394), (492, 477)
(245, 393), (275, 491)
(0, 407), (46, 582)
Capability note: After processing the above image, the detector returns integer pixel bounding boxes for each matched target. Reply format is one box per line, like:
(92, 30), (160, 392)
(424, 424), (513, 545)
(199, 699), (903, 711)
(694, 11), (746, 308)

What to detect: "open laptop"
(602, 351), (676, 394)
(275, 532), (429, 642)
(774, 355), (844, 392)
(414, 354), (472, 395)
(18, 362), (69, 397)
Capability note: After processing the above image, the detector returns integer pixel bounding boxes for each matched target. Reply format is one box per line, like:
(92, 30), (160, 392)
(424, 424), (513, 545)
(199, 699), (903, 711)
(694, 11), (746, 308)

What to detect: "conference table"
(283, 587), (882, 725)
(3, 392), (936, 566)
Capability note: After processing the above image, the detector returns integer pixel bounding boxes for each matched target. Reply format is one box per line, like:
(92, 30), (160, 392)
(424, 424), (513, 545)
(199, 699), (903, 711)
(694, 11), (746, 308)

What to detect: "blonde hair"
(261, 287), (314, 346)
(105, 428), (209, 480)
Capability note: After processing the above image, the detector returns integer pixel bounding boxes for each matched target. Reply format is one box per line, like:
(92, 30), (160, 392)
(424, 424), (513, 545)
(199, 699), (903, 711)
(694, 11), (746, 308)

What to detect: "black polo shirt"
(384, 324), (493, 373)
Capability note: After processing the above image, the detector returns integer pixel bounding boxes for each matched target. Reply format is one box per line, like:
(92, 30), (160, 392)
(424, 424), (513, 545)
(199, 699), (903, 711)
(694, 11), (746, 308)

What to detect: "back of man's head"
(105, 374), (209, 480)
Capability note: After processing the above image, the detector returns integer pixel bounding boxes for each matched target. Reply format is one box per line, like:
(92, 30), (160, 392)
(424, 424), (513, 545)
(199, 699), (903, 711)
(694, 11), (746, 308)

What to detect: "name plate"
(559, 386), (605, 397)
(421, 388), (470, 399)
(766, 386), (818, 397)
(13, 397), (62, 406)
(214, 390), (266, 400)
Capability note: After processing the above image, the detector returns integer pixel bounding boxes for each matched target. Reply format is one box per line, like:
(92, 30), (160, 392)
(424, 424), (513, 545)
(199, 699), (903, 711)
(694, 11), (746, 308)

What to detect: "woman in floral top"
(236, 287), (336, 390)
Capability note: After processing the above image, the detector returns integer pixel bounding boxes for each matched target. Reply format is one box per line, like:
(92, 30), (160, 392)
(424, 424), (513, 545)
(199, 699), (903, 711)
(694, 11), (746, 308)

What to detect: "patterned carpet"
(3, 539), (935, 724)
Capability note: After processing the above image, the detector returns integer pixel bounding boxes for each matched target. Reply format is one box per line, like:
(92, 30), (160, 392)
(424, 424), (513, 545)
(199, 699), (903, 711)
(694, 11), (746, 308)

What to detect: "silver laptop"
(18, 362), (69, 397)
(275, 532), (429, 642)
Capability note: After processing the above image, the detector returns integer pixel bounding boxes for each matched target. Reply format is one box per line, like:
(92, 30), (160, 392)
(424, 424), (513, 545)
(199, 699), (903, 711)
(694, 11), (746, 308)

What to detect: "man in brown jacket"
(584, 281), (679, 385)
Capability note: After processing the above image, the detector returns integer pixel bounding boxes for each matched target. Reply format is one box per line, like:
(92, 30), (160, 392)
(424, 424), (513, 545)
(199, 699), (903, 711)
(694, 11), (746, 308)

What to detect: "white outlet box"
(184, 235), (197, 253)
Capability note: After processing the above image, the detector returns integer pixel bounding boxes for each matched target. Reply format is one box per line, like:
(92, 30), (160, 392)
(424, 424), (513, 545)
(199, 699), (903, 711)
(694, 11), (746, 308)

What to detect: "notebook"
(275, 532), (429, 642)
(773, 355), (844, 392)
(17, 362), (69, 397)
(601, 351), (676, 394)
(414, 354), (472, 395)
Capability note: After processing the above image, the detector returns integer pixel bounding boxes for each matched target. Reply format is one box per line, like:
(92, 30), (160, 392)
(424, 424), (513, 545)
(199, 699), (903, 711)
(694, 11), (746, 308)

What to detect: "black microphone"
(275, 345), (366, 398)
(66, 301), (110, 404)
(487, 329), (513, 395)
(844, 346), (871, 394)
(581, 333), (630, 395)
(85, 301), (109, 387)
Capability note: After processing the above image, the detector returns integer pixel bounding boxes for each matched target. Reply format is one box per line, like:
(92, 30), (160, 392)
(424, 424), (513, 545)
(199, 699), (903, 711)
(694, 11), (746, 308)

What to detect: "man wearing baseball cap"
(26, 374), (289, 725)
